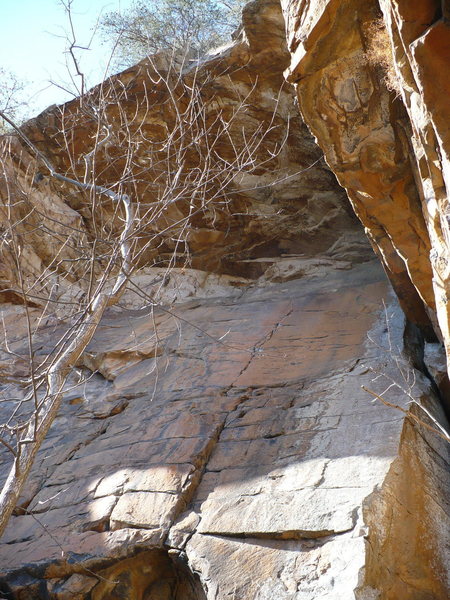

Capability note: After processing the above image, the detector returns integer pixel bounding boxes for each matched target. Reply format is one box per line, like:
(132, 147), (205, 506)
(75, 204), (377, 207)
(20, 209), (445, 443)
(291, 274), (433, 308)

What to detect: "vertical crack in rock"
(166, 303), (297, 552)
(229, 303), (295, 387)
(2, 0), (450, 597)
(165, 389), (253, 551)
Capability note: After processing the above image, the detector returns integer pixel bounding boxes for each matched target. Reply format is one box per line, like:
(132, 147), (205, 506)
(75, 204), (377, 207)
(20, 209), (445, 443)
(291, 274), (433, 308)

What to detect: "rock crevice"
(0, 0), (449, 598)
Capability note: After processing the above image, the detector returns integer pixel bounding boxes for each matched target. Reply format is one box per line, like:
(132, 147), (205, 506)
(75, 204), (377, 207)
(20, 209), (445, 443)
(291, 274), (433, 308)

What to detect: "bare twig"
(362, 386), (450, 443)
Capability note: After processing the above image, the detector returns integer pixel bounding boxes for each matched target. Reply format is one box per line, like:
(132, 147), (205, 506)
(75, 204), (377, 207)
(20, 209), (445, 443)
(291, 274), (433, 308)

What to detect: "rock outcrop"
(2, 252), (448, 599)
(282, 0), (450, 386)
(0, 1), (449, 599)
(378, 0), (450, 379)
(282, 0), (436, 334)
(281, 0), (450, 595)
(17, 0), (358, 283)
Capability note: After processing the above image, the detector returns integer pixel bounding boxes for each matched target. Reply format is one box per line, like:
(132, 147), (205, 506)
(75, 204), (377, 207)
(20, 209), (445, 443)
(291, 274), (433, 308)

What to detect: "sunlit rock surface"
(0, 1), (449, 598)
(17, 0), (359, 284)
(282, 0), (435, 334)
(282, 0), (450, 596)
(3, 257), (447, 599)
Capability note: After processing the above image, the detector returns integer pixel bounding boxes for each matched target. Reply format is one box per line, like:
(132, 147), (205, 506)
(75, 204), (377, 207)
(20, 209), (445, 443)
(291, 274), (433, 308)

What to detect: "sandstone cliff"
(282, 0), (450, 388)
(0, 1), (449, 599)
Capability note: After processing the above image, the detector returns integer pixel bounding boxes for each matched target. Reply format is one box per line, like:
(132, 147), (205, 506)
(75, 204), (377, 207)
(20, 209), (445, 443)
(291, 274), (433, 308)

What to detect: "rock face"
(2, 258), (448, 599)
(17, 0), (357, 284)
(1, 0), (364, 315)
(282, 0), (450, 382)
(0, 137), (89, 308)
(0, 1), (449, 599)
(281, 0), (450, 595)
(378, 0), (450, 381)
(282, 0), (436, 335)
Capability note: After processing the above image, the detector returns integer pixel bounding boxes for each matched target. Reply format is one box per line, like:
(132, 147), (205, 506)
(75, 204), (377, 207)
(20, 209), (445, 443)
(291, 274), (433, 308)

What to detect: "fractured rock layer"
(282, 0), (435, 334)
(377, 0), (450, 383)
(0, 1), (449, 598)
(14, 0), (357, 285)
(282, 0), (450, 386)
(1, 257), (448, 598)
(282, 0), (450, 596)
(1, 0), (364, 320)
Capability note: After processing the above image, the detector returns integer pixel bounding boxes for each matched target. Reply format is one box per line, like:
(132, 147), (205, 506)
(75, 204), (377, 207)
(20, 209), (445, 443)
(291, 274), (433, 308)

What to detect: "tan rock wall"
(0, 137), (89, 307)
(1, 257), (448, 599)
(15, 0), (356, 283)
(0, 1), (449, 598)
(360, 414), (450, 600)
(377, 0), (450, 372)
(282, 0), (450, 596)
(282, 0), (436, 335)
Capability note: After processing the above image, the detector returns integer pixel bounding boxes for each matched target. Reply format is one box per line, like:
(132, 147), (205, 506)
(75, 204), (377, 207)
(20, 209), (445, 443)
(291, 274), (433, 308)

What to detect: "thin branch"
(362, 386), (450, 443)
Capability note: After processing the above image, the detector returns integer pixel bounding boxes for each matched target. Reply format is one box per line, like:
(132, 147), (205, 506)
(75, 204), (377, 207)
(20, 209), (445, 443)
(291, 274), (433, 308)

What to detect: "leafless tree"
(0, 69), (29, 133)
(0, 42), (289, 537)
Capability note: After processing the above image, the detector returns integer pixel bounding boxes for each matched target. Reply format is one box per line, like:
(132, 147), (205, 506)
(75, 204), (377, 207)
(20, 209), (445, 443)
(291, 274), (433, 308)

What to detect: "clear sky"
(0, 0), (134, 116)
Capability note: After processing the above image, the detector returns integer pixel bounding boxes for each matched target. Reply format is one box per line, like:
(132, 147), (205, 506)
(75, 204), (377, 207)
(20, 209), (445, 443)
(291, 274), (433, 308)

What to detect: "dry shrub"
(365, 18), (402, 95)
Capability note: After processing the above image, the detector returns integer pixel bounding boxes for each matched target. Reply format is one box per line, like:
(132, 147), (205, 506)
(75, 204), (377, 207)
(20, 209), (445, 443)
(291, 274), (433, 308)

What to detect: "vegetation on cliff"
(100, 0), (247, 68)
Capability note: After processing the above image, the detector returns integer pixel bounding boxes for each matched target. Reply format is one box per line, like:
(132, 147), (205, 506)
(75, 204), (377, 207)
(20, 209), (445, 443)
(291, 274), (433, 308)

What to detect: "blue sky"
(1, 0), (134, 116)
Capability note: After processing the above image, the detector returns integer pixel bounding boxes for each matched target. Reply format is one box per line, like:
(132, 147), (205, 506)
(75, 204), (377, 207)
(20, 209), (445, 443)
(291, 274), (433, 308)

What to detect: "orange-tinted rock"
(377, 0), (450, 371)
(282, 0), (450, 596)
(14, 0), (356, 284)
(0, 137), (89, 309)
(282, 0), (436, 336)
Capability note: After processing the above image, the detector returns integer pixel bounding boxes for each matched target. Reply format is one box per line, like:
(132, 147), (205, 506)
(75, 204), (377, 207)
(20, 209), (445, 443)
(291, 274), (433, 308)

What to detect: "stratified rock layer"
(282, 0), (450, 379)
(0, 1), (449, 599)
(377, 0), (450, 379)
(282, 0), (450, 596)
(1, 0), (367, 321)
(15, 0), (357, 285)
(2, 258), (447, 599)
(282, 0), (435, 334)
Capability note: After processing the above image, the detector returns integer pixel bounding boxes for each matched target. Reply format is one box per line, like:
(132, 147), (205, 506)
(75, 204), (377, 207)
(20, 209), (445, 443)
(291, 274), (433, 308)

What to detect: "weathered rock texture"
(0, 0), (449, 599)
(378, 0), (450, 381)
(2, 258), (448, 599)
(282, 0), (450, 384)
(15, 0), (358, 285)
(282, 0), (436, 334)
(281, 0), (450, 595)
(2, 0), (368, 319)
